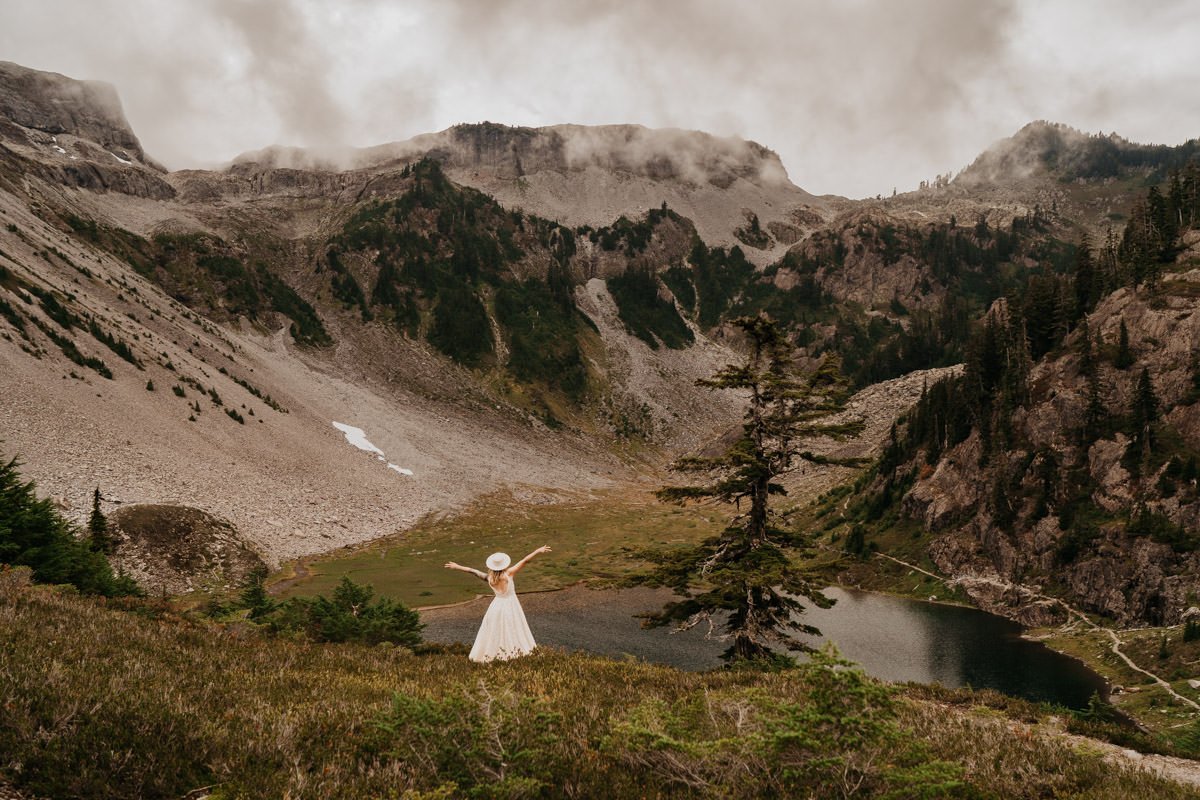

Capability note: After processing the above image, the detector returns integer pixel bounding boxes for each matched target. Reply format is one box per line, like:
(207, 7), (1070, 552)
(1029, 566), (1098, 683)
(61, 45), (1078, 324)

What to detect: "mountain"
(0, 61), (793, 578)
(877, 121), (1200, 244)
(232, 121), (831, 266)
(3, 58), (1199, 620)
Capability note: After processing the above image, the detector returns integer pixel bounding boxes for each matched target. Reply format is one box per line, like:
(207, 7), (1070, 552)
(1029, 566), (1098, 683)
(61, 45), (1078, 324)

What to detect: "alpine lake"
(276, 489), (1108, 710)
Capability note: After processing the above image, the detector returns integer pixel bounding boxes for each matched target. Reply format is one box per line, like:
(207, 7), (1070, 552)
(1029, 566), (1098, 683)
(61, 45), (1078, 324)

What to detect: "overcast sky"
(1, 0), (1196, 198)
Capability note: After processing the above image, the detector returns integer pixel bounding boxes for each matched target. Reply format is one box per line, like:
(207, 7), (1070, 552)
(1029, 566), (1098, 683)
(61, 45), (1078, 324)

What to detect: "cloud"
(0, 0), (1195, 196)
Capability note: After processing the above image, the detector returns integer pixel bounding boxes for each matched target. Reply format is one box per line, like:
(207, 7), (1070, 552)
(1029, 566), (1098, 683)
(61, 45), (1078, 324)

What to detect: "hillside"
(838, 172), (1200, 627)
(3, 570), (1198, 799)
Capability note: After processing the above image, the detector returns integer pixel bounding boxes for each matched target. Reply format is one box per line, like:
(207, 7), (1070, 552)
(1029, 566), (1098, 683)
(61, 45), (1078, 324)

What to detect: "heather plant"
(0, 582), (1195, 799)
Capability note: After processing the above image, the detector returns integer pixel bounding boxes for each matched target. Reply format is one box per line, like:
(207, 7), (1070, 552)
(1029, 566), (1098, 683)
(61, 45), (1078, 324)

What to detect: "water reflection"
(421, 584), (1106, 709)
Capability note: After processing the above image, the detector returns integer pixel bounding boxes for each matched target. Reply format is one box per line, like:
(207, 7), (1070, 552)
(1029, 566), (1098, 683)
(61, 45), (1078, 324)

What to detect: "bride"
(444, 545), (551, 662)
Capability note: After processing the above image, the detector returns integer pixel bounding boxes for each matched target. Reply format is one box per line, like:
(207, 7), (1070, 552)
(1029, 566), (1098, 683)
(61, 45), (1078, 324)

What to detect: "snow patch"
(332, 421), (384, 456)
(332, 421), (414, 476)
(53, 146), (66, 154)
(110, 152), (132, 165)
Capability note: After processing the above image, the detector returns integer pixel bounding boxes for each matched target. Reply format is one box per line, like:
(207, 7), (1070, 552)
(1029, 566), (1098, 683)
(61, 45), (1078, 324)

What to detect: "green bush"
(266, 577), (423, 647)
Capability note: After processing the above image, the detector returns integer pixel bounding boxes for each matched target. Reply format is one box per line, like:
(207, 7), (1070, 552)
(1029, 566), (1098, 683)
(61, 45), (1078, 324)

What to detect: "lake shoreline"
(419, 581), (1110, 709)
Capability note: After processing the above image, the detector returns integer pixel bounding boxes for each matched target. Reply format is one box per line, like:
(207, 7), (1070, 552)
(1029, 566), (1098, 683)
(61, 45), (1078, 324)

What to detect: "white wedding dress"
(469, 575), (536, 662)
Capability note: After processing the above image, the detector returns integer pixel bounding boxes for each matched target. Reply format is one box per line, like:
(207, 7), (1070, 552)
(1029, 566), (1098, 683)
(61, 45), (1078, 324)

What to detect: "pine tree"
(1073, 234), (1096, 320)
(640, 315), (862, 663)
(239, 566), (277, 620)
(87, 486), (114, 554)
(1131, 368), (1159, 435)
(1114, 320), (1134, 369)
(1084, 375), (1107, 443)
(0, 458), (137, 596)
(1128, 367), (1160, 472)
(1077, 319), (1096, 378)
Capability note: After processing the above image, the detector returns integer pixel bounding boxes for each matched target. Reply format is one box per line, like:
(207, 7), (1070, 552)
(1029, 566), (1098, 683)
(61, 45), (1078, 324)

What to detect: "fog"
(0, 0), (1196, 197)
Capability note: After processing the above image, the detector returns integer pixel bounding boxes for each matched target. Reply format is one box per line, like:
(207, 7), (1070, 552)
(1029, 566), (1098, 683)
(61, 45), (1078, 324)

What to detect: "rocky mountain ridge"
(3, 59), (1198, 612)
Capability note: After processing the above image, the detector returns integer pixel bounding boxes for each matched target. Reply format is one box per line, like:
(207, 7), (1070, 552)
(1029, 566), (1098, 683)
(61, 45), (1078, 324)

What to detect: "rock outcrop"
(110, 504), (265, 596)
(0, 60), (150, 164)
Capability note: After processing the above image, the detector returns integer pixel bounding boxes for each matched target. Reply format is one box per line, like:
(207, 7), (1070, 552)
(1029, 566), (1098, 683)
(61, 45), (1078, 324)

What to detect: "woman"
(444, 545), (551, 662)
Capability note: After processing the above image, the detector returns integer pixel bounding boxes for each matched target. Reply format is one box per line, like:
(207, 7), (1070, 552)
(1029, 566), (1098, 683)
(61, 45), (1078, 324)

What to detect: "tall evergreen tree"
(1073, 234), (1097, 320)
(87, 486), (114, 554)
(1128, 367), (1160, 471)
(640, 315), (862, 663)
(1114, 320), (1134, 369)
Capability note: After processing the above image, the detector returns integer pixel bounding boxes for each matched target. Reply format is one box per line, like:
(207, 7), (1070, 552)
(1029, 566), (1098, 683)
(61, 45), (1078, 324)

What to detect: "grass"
(792, 489), (974, 605)
(273, 488), (724, 607)
(3, 568), (1197, 800)
(1040, 623), (1200, 741)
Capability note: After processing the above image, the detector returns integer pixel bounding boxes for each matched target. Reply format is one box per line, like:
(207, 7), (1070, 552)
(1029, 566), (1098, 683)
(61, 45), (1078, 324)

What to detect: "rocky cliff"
(0, 60), (148, 162)
(866, 224), (1200, 626)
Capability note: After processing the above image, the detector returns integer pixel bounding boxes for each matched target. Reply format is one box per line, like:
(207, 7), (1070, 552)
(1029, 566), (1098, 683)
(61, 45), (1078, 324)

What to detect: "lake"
(421, 584), (1107, 709)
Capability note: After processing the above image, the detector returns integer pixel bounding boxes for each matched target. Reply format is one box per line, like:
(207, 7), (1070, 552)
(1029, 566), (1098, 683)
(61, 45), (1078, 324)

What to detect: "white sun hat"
(486, 552), (511, 571)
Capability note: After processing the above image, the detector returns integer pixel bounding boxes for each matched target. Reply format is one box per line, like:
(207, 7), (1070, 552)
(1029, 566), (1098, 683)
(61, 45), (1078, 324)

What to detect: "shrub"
(265, 577), (423, 647)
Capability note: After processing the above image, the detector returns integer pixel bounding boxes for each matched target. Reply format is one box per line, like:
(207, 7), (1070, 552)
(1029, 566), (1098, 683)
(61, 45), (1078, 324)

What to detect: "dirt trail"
(266, 560), (312, 596)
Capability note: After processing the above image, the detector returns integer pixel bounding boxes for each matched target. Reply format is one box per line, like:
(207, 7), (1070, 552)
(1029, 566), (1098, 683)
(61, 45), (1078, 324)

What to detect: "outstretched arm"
(507, 545), (551, 576)
(444, 561), (487, 580)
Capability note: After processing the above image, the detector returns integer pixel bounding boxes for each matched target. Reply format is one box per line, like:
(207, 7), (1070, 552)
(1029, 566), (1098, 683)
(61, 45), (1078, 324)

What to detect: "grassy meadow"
(3, 567), (1198, 799)
(273, 488), (725, 607)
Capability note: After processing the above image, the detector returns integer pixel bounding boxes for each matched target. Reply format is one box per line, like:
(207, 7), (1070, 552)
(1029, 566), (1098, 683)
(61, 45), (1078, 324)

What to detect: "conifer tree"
(1131, 368), (1159, 436)
(0, 459), (137, 596)
(1114, 320), (1134, 369)
(1073, 234), (1097, 320)
(87, 486), (114, 554)
(1077, 319), (1096, 378)
(640, 315), (862, 663)
(239, 566), (277, 619)
(1128, 367), (1160, 472)
(1077, 320), (1107, 442)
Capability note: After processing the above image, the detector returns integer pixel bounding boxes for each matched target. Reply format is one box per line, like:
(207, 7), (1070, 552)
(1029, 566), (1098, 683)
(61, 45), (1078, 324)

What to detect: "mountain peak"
(0, 60), (148, 164)
(956, 120), (1198, 186)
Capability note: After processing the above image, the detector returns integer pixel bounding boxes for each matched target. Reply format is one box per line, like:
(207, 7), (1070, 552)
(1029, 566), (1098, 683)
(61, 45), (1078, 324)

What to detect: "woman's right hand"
(444, 561), (457, 570)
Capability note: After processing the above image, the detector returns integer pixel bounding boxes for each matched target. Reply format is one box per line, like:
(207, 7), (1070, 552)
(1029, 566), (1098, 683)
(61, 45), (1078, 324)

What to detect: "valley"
(3, 54), (1200, 797)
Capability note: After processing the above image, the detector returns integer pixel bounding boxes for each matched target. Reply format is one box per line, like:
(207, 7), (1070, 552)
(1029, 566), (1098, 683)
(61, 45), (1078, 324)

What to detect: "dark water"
(421, 585), (1107, 710)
